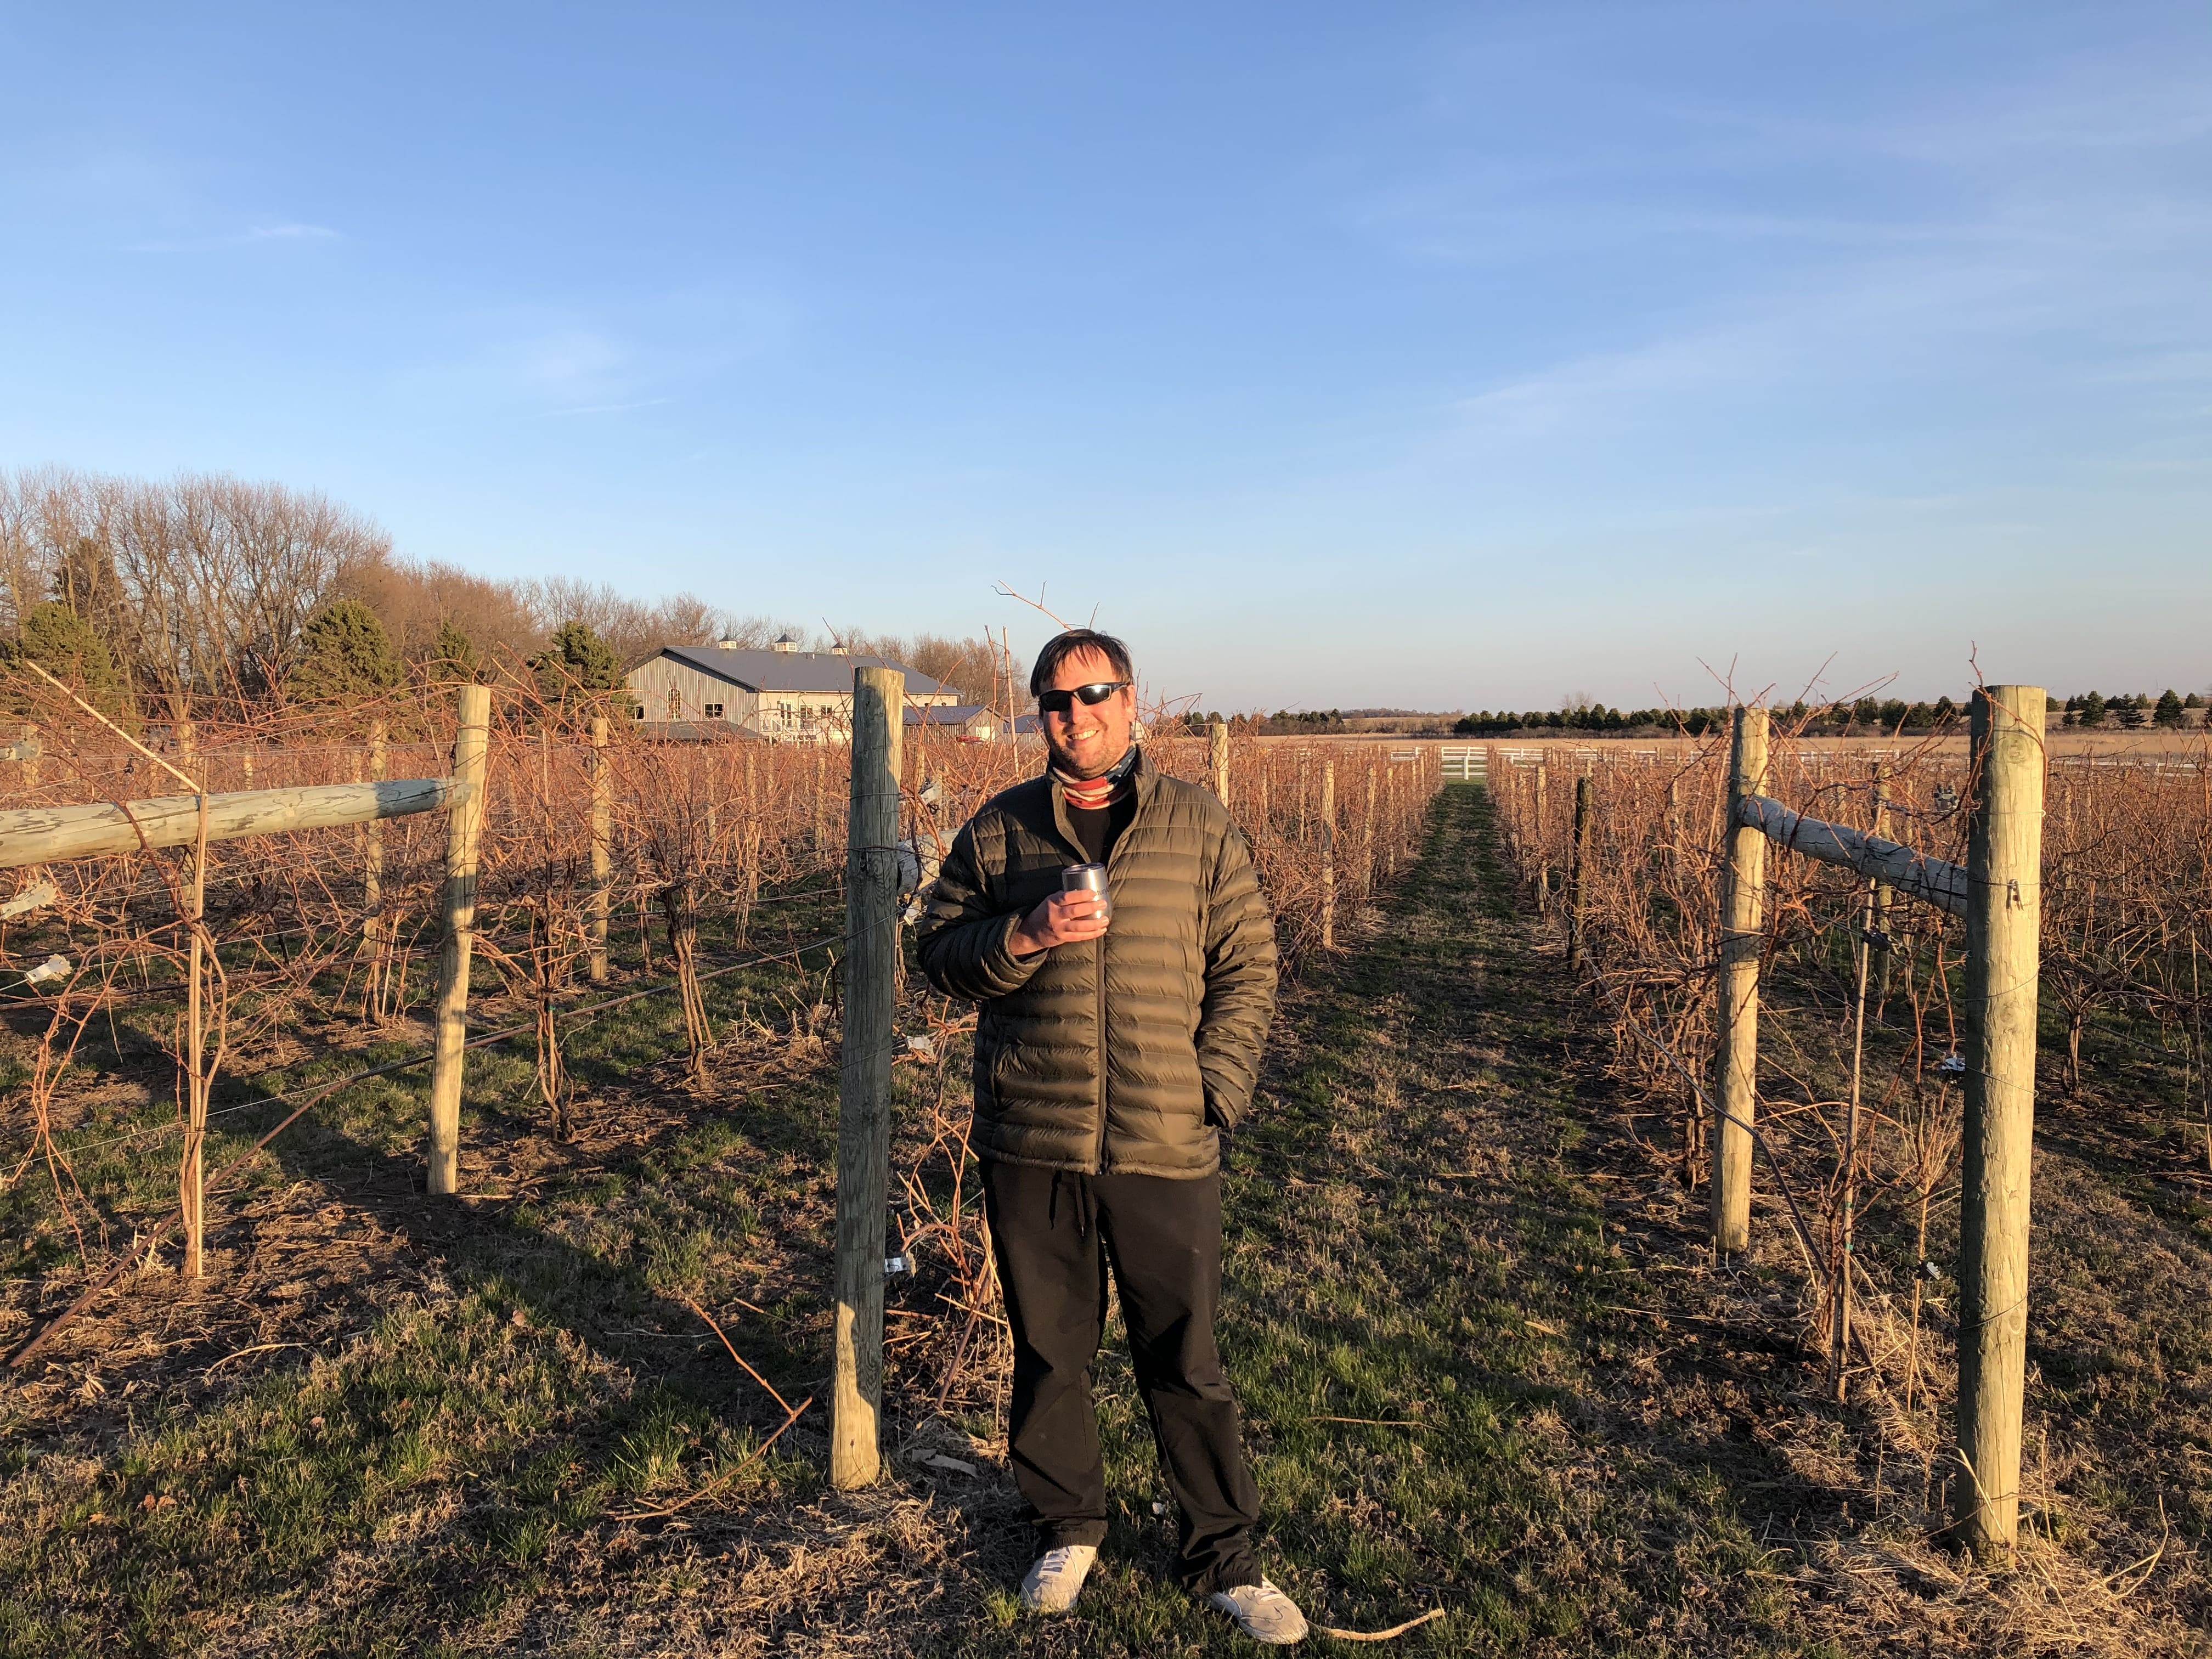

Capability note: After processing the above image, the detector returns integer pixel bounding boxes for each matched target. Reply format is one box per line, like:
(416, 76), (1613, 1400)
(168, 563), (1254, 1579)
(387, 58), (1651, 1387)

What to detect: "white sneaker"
(1204, 1578), (1309, 1645)
(1019, 1542), (1098, 1613)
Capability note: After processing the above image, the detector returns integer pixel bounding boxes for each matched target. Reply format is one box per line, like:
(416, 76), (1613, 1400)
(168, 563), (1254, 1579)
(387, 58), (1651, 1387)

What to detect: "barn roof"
(645, 645), (957, 698)
(904, 703), (992, 726)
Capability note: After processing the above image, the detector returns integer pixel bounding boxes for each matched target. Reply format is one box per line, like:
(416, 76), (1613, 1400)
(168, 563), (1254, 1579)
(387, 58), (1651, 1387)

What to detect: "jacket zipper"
(1093, 925), (1108, 1175)
(1092, 783), (1140, 1177)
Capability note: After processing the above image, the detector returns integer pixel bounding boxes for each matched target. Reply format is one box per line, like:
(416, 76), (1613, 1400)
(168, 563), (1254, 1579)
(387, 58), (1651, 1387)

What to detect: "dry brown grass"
(1486, 724), (2212, 1648)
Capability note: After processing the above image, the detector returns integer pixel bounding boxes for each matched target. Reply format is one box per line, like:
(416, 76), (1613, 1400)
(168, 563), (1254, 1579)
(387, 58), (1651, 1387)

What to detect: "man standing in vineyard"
(916, 629), (1306, 1645)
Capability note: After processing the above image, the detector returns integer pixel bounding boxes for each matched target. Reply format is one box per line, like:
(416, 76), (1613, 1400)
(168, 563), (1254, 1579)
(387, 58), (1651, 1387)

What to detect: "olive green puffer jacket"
(915, 748), (1277, 1178)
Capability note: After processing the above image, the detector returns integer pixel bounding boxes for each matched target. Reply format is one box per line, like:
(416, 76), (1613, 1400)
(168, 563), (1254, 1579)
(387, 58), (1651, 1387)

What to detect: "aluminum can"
(1062, 862), (1111, 921)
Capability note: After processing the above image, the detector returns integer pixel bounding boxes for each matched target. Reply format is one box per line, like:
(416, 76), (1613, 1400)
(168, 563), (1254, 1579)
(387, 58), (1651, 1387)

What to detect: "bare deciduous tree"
(337, 556), (543, 667)
(1, 466), (389, 718)
(2, 465), (1015, 718)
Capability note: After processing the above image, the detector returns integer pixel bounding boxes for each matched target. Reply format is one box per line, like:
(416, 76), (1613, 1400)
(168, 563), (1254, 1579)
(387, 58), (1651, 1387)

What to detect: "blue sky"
(3, 3), (2207, 711)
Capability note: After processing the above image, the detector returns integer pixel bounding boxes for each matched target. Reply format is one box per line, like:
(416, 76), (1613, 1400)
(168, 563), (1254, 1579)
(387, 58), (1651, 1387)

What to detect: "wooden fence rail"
(1734, 793), (1968, 917)
(0, 777), (462, 869)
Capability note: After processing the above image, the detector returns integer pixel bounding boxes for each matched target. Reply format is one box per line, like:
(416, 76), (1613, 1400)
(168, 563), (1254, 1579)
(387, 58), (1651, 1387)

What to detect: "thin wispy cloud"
(1446, 332), (1759, 439)
(544, 398), (672, 417)
(397, 286), (796, 414)
(125, 221), (341, 253)
(386, 307), (654, 411)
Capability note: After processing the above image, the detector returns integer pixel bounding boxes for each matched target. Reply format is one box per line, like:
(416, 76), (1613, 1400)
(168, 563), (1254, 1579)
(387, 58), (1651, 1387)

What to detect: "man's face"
(1040, 647), (1136, 779)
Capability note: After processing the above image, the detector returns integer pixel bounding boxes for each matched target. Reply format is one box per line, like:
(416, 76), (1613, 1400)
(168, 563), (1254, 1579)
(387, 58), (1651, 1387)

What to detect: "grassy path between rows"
(981, 780), (1803, 1657)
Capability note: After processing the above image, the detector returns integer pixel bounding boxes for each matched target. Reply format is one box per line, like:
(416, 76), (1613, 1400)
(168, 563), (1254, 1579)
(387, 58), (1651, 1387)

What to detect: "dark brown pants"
(980, 1161), (1262, 1593)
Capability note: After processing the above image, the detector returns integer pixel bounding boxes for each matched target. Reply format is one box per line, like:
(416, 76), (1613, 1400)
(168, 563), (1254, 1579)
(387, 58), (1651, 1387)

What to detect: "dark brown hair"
(1028, 629), (1135, 697)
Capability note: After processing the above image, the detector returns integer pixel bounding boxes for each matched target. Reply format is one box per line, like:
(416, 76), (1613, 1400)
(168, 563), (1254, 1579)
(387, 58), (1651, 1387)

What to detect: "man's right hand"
(1009, 891), (1110, 958)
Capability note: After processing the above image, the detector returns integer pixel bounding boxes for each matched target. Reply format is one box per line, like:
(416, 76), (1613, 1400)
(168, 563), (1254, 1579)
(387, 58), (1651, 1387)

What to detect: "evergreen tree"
(430, 617), (482, 685)
(2154, 688), (2185, 727)
(2115, 693), (2147, 730)
(52, 537), (131, 656)
(291, 600), (405, 707)
(4, 600), (129, 719)
(1933, 695), (1960, 726)
(2077, 691), (2106, 728)
(531, 619), (627, 713)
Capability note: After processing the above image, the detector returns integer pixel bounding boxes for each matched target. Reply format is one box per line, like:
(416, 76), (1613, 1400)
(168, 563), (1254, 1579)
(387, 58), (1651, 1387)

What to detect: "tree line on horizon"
(1449, 689), (2207, 740)
(0, 465), (1020, 731)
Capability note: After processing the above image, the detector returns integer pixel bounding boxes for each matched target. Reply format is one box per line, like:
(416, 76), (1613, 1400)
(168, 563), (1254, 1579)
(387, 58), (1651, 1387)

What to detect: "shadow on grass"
(0, 918), (932, 1655)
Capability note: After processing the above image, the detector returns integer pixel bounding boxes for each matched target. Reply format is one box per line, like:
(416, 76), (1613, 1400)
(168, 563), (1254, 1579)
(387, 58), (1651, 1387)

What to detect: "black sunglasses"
(1037, 680), (1130, 715)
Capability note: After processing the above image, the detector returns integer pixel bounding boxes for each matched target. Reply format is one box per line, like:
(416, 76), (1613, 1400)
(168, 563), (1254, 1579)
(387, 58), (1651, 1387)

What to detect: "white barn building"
(624, 636), (962, 742)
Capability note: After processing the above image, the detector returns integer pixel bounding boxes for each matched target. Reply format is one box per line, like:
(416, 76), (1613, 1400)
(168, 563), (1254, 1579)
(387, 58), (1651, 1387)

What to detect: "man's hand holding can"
(1009, 864), (1111, 957)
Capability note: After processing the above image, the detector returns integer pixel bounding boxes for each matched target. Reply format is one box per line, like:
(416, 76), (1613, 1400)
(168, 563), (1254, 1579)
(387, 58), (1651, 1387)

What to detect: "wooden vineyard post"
(1870, 761), (1894, 1006)
(1210, 720), (1229, 808)
(812, 746), (827, 854)
(1952, 684), (2046, 1558)
(1534, 761), (1550, 915)
(589, 715), (612, 984)
(364, 721), (387, 944)
(1297, 750), (1310, 844)
(427, 685), (492, 1197)
(1835, 858), (1876, 1401)
(738, 747), (761, 943)
(833, 665), (902, 1488)
(1567, 773), (1592, 974)
(1361, 762), (1377, 896)
(1319, 761), (1337, 950)
(1712, 706), (1768, 1254)
(18, 724), (37, 793)
(362, 721), (391, 1020)
(182, 783), (211, 1277)
(1385, 763), (1398, 877)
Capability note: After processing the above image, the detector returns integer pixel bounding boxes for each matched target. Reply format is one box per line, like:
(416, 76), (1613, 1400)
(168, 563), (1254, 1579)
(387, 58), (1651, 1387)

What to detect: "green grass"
(1, 895), (849, 1655)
